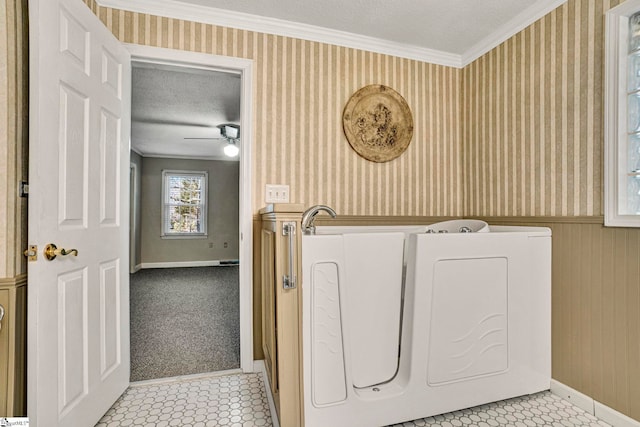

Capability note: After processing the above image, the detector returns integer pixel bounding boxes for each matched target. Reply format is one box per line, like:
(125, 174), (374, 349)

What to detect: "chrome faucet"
(301, 205), (337, 235)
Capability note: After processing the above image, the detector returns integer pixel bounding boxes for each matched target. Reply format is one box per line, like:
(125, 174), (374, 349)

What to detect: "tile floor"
(95, 372), (273, 427)
(96, 372), (611, 427)
(387, 391), (610, 427)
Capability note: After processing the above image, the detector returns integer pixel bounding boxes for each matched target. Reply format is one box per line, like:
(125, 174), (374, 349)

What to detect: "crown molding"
(97, 0), (567, 69)
(96, 0), (462, 67)
(460, 0), (568, 67)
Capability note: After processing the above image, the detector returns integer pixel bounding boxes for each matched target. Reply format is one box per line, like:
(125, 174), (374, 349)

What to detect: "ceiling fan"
(183, 124), (240, 157)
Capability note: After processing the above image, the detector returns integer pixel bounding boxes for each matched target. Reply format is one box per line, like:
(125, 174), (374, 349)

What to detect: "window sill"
(160, 234), (209, 240)
(604, 215), (640, 228)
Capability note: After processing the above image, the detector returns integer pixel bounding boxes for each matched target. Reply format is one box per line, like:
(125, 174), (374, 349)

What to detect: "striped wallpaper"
(85, 0), (628, 218)
(0, 0), (28, 279)
(84, 0), (463, 217)
(463, 0), (623, 217)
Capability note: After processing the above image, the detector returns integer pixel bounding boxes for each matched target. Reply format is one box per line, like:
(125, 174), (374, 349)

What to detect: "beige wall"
(83, 0), (463, 218)
(462, 0), (622, 217)
(464, 0), (640, 421)
(140, 157), (239, 264)
(0, 0), (27, 416)
(2, 0), (638, 422)
(483, 217), (640, 422)
(0, 0), (27, 280)
(81, 0), (640, 422)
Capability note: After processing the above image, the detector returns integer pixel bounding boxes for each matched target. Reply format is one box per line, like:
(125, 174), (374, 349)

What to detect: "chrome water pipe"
(301, 205), (337, 235)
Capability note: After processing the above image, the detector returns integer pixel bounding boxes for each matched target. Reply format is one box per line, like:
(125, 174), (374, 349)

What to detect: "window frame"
(605, 0), (640, 227)
(161, 169), (209, 238)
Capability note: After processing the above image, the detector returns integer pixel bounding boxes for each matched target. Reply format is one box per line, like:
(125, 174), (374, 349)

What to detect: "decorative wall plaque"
(342, 84), (413, 163)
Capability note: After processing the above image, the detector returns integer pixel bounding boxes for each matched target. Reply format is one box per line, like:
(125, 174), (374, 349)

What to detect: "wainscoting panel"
(482, 217), (640, 422)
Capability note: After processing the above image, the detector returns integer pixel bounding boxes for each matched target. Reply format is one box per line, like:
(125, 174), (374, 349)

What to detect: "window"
(605, 1), (640, 227)
(161, 170), (208, 237)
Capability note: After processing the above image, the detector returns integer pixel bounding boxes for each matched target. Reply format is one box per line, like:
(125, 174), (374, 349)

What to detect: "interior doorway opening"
(126, 44), (255, 380)
(128, 59), (243, 382)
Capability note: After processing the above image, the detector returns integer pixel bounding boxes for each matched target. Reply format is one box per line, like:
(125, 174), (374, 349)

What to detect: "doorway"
(128, 55), (247, 381)
(126, 44), (254, 377)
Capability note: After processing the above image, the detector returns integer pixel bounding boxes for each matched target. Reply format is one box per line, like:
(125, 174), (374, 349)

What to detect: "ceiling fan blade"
(183, 137), (226, 140)
(133, 118), (214, 127)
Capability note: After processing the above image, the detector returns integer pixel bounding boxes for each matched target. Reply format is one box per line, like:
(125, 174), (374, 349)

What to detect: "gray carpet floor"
(129, 266), (240, 382)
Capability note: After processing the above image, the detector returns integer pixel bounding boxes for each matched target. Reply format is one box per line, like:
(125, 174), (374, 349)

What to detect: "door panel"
(58, 268), (88, 415)
(59, 83), (89, 228)
(99, 107), (120, 225)
(59, 8), (90, 75)
(99, 259), (121, 378)
(28, 0), (131, 425)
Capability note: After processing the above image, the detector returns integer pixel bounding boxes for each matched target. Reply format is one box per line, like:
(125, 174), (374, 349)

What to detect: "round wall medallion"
(342, 84), (414, 163)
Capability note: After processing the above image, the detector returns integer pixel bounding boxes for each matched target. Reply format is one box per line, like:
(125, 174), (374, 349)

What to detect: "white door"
(28, 0), (131, 425)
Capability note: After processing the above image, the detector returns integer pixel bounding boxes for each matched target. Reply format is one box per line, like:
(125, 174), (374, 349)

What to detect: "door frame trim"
(129, 162), (138, 274)
(126, 43), (254, 373)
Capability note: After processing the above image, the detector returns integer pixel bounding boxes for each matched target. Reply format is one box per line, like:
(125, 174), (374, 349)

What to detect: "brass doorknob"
(44, 243), (78, 261)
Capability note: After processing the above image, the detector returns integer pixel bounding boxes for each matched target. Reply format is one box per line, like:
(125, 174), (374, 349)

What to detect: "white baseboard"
(139, 260), (221, 269)
(550, 379), (594, 414)
(550, 379), (640, 427)
(254, 360), (280, 427)
(131, 263), (142, 273)
(129, 368), (242, 387)
(595, 401), (640, 427)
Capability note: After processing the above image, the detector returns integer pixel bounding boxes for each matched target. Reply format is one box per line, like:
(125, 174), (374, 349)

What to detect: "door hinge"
(19, 181), (29, 197)
(23, 245), (37, 261)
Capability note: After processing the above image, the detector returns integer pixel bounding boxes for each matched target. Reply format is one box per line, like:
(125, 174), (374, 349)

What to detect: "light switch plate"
(265, 184), (290, 203)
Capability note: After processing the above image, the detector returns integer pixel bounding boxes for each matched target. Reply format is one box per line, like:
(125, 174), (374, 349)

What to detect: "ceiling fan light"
(225, 125), (239, 139)
(224, 142), (240, 157)
(220, 124), (240, 139)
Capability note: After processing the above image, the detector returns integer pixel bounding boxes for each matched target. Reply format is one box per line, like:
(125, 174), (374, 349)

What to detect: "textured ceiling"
(131, 62), (241, 160)
(174, 0), (538, 55)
